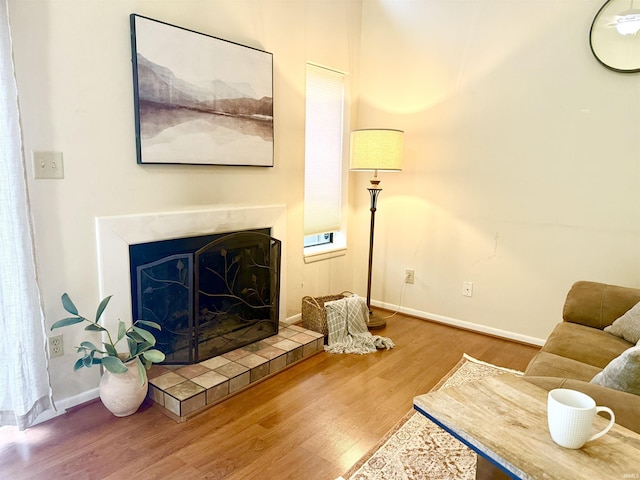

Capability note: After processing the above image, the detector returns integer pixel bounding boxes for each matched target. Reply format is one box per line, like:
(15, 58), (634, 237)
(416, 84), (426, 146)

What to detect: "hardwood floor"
(0, 312), (540, 479)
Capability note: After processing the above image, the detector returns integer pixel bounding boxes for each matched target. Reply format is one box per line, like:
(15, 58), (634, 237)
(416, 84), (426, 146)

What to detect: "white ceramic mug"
(547, 389), (615, 449)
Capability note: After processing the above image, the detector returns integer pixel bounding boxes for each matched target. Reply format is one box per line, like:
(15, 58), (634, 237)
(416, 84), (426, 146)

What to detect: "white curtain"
(0, 0), (53, 430)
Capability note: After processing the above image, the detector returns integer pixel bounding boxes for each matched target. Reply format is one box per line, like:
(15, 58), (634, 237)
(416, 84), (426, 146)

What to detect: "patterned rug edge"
(339, 354), (522, 480)
(461, 353), (524, 376)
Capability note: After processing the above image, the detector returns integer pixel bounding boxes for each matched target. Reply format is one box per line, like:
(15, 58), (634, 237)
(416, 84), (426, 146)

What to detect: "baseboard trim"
(34, 388), (99, 426)
(372, 300), (545, 347)
(284, 312), (301, 326)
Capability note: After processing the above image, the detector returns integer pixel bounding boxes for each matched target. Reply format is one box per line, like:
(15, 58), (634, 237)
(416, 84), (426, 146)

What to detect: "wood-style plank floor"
(0, 311), (540, 479)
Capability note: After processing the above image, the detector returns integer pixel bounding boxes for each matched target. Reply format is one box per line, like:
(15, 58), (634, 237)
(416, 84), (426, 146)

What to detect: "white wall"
(8, 0), (360, 408)
(354, 0), (640, 343)
(12, 0), (640, 415)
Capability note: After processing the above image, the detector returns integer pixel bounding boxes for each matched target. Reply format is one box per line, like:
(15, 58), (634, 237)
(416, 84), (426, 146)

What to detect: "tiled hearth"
(146, 324), (324, 422)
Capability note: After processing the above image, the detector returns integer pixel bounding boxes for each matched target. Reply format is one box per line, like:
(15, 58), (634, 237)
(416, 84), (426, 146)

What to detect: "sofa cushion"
(541, 322), (633, 369)
(604, 301), (640, 344)
(524, 351), (602, 382)
(591, 345), (640, 395)
(563, 281), (640, 329)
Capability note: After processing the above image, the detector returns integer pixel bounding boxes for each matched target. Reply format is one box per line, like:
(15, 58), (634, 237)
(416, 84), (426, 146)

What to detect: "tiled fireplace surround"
(147, 323), (323, 421)
(95, 205), (323, 421)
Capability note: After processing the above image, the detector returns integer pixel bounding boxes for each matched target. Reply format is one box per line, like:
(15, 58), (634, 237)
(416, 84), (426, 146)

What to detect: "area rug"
(339, 354), (523, 480)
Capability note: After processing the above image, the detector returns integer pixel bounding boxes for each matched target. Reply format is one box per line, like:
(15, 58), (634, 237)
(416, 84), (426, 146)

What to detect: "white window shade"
(304, 64), (345, 236)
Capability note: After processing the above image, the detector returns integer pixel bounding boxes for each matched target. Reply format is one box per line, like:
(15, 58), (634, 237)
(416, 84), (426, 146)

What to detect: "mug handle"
(587, 406), (615, 443)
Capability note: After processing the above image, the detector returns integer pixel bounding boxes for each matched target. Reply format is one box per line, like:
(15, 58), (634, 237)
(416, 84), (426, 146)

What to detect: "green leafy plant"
(51, 293), (165, 384)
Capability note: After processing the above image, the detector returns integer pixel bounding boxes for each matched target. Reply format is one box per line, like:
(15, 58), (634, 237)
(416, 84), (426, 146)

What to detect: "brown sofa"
(523, 280), (640, 433)
(478, 281), (640, 479)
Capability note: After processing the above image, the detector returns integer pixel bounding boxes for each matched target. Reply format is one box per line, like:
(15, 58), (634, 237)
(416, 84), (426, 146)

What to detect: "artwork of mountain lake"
(130, 14), (274, 166)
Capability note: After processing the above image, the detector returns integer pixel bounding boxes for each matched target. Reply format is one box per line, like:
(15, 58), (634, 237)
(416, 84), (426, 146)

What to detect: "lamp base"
(366, 311), (386, 330)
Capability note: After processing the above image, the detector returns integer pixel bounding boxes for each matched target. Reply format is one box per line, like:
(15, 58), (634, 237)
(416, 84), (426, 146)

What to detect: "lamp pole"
(366, 185), (384, 329)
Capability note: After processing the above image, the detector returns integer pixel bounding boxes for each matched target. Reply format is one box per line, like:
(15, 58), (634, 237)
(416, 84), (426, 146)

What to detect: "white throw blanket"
(324, 295), (395, 354)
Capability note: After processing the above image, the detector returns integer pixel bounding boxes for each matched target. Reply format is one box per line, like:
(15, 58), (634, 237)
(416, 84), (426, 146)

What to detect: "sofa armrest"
(562, 281), (640, 330)
(524, 376), (640, 434)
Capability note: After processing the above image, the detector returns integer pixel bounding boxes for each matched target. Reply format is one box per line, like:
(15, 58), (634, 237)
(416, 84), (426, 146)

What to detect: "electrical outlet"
(405, 269), (415, 284)
(32, 151), (64, 179)
(463, 281), (473, 297)
(49, 335), (64, 358)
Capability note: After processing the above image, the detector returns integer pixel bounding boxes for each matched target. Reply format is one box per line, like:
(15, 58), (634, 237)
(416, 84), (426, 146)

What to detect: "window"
(303, 63), (348, 261)
(303, 233), (333, 248)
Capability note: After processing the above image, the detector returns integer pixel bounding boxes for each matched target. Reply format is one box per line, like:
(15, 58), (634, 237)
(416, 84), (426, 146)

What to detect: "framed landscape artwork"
(130, 14), (274, 166)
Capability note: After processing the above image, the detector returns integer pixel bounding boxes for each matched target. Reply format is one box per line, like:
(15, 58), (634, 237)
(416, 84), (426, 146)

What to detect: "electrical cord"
(382, 273), (408, 319)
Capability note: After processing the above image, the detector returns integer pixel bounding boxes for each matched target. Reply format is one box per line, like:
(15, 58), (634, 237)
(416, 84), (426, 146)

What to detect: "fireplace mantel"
(96, 205), (287, 336)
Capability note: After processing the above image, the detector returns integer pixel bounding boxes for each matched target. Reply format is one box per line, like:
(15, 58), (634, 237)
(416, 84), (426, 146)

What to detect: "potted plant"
(51, 293), (166, 416)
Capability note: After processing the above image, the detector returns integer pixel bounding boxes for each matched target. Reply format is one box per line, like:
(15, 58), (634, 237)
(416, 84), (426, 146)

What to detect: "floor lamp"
(350, 129), (404, 330)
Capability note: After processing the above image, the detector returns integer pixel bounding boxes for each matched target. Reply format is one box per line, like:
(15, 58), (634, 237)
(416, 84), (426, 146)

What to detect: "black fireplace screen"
(129, 229), (281, 364)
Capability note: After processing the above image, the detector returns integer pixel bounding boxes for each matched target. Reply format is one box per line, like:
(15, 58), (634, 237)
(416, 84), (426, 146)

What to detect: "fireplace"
(129, 229), (281, 364)
(95, 205), (288, 360)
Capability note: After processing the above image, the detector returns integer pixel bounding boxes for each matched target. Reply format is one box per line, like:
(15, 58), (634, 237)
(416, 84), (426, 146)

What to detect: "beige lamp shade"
(349, 129), (404, 171)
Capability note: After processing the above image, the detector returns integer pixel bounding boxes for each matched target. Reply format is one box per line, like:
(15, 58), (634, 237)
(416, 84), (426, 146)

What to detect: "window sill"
(303, 244), (347, 264)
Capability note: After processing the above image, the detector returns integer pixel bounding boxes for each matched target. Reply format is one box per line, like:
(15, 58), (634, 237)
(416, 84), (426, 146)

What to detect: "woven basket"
(301, 291), (353, 336)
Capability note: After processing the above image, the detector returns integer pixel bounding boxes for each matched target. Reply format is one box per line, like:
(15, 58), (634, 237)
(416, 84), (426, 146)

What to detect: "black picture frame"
(130, 14), (274, 166)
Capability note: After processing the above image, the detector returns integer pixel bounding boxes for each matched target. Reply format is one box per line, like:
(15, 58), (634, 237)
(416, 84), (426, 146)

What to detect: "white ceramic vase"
(99, 359), (148, 417)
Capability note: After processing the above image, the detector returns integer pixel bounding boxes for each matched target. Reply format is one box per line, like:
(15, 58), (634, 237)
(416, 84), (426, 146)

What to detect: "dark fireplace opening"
(129, 229), (281, 365)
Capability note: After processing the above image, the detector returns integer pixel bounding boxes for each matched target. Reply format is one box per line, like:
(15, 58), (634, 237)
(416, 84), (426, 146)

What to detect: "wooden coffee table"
(414, 374), (640, 480)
